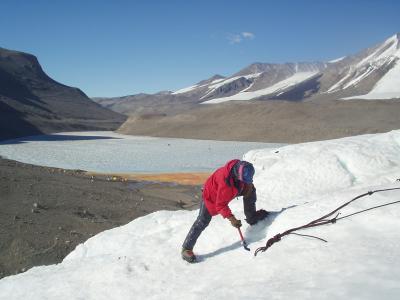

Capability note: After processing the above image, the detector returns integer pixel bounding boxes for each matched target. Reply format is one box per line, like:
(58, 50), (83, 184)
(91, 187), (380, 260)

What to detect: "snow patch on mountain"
(172, 84), (200, 94)
(328, 56), (346, 63)
(210, 78), (225, 84)
(173, 73), (262, 97)
(207, 73), (262, 90)
(328, 34), (400, 97)
(202, 71), (319, 104)
(198, 73), (262, 100)
(343, 58), (400, 100)
(356, 34), (400, 68)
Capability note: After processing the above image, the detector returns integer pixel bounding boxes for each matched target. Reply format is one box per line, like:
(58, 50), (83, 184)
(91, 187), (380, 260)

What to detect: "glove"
(228, 215), (242, 228)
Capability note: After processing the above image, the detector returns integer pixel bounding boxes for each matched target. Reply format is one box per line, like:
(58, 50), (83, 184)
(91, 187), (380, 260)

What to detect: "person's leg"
(182, 200), (212, 251)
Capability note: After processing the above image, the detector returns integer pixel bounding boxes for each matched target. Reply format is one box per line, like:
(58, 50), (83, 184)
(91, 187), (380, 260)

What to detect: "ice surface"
(0, 131), (281, 173)
(1, 130), (400, 299)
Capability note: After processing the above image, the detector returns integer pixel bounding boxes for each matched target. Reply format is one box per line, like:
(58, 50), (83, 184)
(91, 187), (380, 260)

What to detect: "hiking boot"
(181, 248), (196, 263)
(246, 209), (269, 225)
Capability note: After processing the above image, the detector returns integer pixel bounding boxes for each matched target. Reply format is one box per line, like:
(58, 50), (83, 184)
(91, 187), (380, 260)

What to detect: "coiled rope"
(254, 186), (400, 256)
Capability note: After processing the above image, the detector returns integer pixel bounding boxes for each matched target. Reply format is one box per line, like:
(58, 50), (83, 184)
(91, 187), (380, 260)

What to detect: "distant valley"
(1, 33), (400, 143)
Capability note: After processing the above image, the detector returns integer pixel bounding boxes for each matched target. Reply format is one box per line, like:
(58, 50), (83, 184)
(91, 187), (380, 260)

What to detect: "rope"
(337, 200), (400, 220)
(254, 187), (400, 256)
(289, 232), (328, 243)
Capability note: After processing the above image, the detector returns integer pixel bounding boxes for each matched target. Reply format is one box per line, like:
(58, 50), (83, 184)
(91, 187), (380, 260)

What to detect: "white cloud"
(227, 33), (242, 44)
(227, 32), (255, 44)
(242, 32), (255, 39)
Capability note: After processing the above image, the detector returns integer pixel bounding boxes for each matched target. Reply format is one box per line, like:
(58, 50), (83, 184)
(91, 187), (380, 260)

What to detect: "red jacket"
(202, 159), (244, 218)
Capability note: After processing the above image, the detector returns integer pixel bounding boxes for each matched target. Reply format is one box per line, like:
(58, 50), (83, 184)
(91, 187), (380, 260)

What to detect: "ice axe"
(238, 228), (250, 251)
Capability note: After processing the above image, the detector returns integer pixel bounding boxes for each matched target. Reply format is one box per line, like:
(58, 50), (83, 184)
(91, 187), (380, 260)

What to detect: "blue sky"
(1, 0), (399, 97)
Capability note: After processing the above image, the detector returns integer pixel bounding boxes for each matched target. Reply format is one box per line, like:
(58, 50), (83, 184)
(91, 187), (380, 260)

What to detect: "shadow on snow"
(197, 205), (298, 260)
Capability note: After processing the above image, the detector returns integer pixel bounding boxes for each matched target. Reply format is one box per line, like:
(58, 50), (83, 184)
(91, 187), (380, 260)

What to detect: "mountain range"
(1, 33), (400, 142)
(92, 33), (400, 143)
(0, 48), (126, 140)
(94, 33), (400, 115)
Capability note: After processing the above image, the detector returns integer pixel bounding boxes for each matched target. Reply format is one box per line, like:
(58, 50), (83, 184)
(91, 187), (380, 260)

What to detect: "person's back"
(202, 159), (240, 218)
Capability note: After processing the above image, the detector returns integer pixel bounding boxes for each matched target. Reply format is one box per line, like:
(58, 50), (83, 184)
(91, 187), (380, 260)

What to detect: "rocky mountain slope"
(0, 47), (126, 140)
(93, 91), (195, 116)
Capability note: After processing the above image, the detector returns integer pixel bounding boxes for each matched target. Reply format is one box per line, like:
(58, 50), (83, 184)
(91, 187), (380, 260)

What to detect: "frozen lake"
(0, 132), (284, 173)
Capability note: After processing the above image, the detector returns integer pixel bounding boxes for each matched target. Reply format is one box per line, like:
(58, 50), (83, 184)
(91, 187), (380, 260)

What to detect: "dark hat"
(234, 161), (255, 183)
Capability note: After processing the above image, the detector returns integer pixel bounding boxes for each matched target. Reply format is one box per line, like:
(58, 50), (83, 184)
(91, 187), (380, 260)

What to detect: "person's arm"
(241, 183), (255, 200)
(216, 187), (243, 227)
(215, 187), (233, 218)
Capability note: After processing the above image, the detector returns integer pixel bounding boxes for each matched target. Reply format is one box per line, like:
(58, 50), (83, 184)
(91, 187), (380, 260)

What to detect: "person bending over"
(181, 159), (268, 263)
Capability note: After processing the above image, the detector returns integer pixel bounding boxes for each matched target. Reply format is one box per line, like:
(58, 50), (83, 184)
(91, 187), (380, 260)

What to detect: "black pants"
(182, 200), (212, 250)
(182, 189), (257, 250)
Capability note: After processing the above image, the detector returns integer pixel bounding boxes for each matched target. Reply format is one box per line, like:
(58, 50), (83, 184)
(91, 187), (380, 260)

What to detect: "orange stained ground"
(87, 172), (211, 185)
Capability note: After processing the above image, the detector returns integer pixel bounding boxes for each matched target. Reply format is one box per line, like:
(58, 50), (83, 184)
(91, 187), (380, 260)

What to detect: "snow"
(199, 73), (263, 100)
(342, 65), (376, 89)
(172, 74), (260, 96)
(356, 34), (400, 68)
(202, 72), (318, 104)
(343, 58), (400, 100)
(207, 73), (262, 90)
(0, 131), (281, 173)
(210, 78), (225, 84)
(172, 84), (199, 94)
(326, 70), (353, 93)
(328, 56), (346, 63)
(1, 130), (400, 299)
(328, 34), (400, 99)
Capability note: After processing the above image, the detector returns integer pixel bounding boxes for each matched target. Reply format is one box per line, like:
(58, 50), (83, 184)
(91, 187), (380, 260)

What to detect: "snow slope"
(173, 73), (262, 99)
(1, 130), (400, 299)
(203, 71), (318, 104)
(341, 34), (400, 100)
(172, 84), (200, 94)
(343, 57), (400, 100)
(328, 56), (346, 63)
